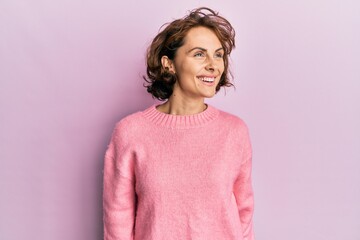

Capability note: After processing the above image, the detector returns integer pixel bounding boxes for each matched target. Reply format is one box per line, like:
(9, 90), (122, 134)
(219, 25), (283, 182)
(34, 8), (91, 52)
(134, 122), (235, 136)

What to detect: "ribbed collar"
(142, 104), (220, 129)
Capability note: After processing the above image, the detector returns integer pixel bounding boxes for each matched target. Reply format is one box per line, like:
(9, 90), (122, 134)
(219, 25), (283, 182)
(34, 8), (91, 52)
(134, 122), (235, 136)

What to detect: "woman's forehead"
(182, 27), (222, 50)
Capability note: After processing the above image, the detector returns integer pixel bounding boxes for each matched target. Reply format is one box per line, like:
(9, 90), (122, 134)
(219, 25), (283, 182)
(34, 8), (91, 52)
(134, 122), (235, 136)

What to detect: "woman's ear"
(161, 56), (176, 74)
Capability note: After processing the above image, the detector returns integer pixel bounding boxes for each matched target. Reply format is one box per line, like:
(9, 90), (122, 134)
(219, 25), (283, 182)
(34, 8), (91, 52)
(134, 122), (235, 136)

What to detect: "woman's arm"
(103, 122), (136, 240)
(233, 127), (255, 240)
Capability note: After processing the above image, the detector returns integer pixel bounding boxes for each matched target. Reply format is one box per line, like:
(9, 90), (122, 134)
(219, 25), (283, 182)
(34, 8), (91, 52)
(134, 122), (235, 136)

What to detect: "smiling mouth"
(197, 76), (215, 83)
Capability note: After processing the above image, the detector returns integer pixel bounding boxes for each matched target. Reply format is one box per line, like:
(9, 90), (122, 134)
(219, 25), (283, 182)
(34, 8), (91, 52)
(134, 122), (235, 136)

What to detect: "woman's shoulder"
(215, 107), (251, 144)
(111, 107), (150, 138)
(216, 107), (249, 130)
(116, 110), (143, 126)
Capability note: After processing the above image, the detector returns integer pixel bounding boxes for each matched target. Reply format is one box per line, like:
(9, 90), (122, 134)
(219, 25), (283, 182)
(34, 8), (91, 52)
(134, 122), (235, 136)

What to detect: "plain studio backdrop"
(0, 0), (359, 239)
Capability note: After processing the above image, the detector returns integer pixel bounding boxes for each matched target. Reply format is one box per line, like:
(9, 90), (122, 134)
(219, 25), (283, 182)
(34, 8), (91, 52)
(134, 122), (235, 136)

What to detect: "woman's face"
(168, 26), (225, 100)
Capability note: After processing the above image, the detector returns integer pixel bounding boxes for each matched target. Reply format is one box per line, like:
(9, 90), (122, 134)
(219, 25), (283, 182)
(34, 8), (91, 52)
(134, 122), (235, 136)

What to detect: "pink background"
(1, 0), (359, 239)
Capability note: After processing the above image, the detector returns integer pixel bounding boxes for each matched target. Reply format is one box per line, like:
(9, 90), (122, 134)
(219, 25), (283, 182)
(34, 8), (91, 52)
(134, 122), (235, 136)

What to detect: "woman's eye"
(194, 52), (205, 57)
(215, 53), (224, 58)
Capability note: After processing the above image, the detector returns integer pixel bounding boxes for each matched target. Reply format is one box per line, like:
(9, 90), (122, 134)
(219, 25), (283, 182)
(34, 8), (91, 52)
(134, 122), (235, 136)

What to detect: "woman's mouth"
(197, 76), (215, 83)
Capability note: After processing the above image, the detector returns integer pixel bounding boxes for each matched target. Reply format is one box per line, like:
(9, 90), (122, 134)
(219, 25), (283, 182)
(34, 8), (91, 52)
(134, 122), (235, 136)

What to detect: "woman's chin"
(202, 92), (216, 99)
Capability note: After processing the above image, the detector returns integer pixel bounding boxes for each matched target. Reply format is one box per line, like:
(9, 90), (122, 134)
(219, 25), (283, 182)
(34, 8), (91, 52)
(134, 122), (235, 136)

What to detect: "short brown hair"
(144, 7), (236, 101)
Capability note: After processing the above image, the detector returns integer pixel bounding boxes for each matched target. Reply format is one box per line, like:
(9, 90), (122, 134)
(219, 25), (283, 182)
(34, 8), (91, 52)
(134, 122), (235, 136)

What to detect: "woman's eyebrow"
(187, 47), (224, 53)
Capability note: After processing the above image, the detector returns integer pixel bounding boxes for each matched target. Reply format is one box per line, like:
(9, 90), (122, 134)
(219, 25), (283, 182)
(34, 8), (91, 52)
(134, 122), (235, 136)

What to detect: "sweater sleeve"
(233, 126), (255, 240)
(103, 122), (136, 240)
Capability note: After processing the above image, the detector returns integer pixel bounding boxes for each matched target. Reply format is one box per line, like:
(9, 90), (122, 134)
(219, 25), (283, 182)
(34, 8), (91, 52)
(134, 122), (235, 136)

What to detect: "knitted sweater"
(103, 104), (255, 240)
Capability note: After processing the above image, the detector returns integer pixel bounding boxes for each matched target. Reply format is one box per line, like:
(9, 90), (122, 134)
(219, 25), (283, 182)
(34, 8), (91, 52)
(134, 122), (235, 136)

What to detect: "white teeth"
(198, 77), (215, 82)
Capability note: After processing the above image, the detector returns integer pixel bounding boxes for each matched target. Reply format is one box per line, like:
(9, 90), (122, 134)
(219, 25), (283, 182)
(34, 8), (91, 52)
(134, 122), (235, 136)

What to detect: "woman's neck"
(156, 96), (207, 115)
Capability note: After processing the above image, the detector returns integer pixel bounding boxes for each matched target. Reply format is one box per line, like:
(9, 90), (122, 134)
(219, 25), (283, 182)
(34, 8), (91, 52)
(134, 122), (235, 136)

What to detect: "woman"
(103, 7), (255, 240)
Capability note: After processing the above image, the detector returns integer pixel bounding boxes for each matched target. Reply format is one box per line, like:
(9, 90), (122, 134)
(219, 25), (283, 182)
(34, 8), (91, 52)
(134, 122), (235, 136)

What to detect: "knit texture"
(103, 104), (255, 240)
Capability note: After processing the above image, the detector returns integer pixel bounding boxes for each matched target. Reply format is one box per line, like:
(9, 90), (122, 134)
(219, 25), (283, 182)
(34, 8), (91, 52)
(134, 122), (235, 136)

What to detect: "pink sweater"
(103, 104), (255, 240)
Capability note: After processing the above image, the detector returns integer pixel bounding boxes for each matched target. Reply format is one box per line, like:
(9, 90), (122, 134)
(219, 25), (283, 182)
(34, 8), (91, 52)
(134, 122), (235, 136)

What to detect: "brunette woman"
(103, 7), (255, 240)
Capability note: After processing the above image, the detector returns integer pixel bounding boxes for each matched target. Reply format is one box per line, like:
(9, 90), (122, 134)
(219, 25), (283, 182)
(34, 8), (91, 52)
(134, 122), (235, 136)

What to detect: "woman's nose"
(206, 65), (215, 72)
(205, 58), (216, 72)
